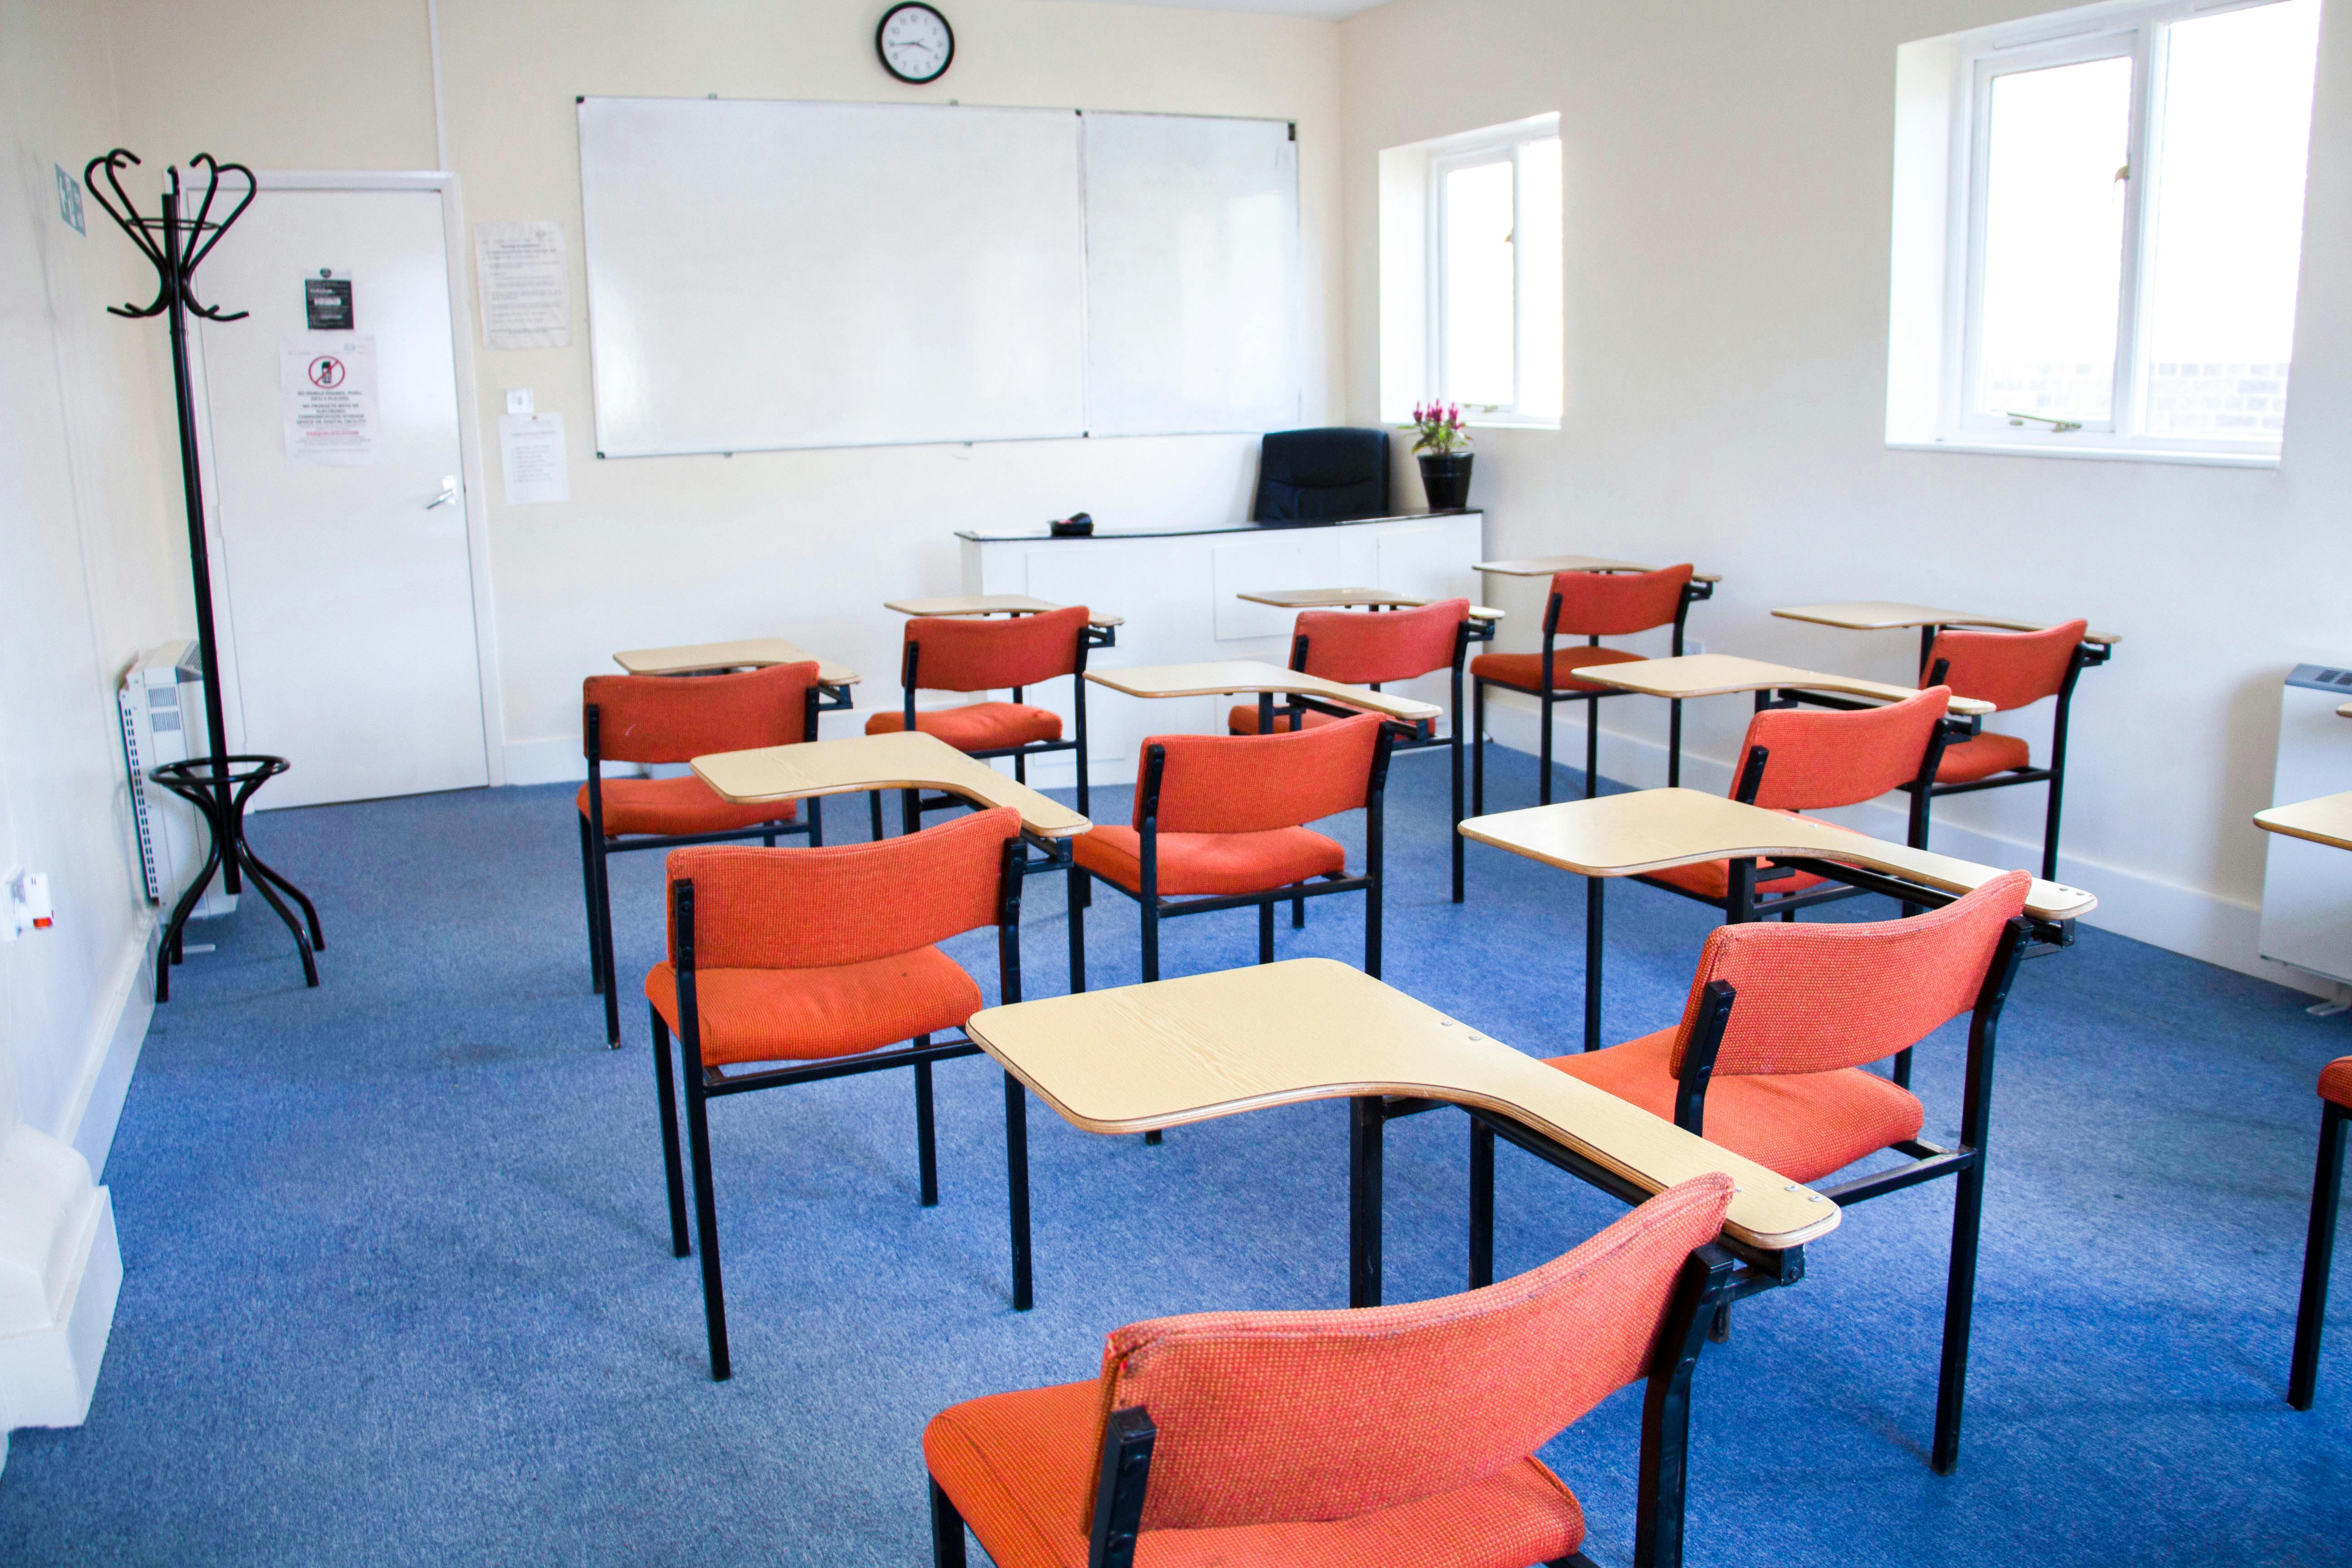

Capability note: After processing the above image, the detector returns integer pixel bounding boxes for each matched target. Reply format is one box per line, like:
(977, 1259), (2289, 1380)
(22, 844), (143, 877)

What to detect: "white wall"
(1341, 0), (2352, 985)
(110, 0), (1348, 781)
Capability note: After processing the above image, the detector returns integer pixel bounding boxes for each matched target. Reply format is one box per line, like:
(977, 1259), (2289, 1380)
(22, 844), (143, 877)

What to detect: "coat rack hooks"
(84, 147), (323, 1001)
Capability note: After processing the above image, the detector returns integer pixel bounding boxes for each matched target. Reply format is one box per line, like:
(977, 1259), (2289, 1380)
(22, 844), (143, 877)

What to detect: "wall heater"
(2259, 662), (2352, 1000)
(117, 642), (236, 922)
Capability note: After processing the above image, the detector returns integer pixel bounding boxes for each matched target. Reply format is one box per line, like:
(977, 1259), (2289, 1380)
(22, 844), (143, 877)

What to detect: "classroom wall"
(1339, 0), (2352, 985)
(108, 0), (1349, 781)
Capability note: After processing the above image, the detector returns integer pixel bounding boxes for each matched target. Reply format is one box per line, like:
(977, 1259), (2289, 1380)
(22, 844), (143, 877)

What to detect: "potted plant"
(1408, 402), (1474, 510)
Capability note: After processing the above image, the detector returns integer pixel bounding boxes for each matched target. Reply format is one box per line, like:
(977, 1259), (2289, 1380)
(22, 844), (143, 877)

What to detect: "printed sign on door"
(280, 334), (378, 466)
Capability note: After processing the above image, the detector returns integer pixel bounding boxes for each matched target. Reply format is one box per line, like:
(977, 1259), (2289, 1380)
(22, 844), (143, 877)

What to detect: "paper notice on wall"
(475, 220), (571, 349)
(500, 412), (569, 505)
(280, 335), (378, 466)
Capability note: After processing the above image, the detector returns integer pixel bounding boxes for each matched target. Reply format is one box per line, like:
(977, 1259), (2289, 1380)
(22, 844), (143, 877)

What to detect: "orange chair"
(1228, 598), (1485, 902)
(580, 662), (822, 1047)
(867, 605), (1099, 836)
(1470, 565), (1705, 808)
(647, 808), (1032, 1381)
(1070, 714), (1398, 993)
(2290, 1056), (2352, 1409)
(1908, 619), (2104, 882)
(1473, 872), (2033, 1475)
(925, 1174), (1738, 1568)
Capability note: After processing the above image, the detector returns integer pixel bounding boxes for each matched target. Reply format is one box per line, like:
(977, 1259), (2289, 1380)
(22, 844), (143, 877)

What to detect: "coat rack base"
(151, 756), (323, 1003)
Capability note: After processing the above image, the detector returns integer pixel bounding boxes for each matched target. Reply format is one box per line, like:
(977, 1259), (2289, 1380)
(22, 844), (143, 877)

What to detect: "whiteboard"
(1081, 113), (1302, 437)
(578, 97), (1088, 457)
(575, 98), (1300, 456)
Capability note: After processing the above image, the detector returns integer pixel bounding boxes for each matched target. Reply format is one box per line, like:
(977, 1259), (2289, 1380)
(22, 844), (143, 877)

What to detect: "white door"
(191, 183), (490, 808)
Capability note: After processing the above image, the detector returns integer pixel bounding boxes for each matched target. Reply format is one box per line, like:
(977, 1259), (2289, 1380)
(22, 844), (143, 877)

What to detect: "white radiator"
(117, 642), (236, 921)
(2259, 662), (2352, 986)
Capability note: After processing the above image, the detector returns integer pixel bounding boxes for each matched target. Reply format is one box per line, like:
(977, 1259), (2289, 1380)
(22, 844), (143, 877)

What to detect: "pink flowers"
(1407, 401), (1471, 455)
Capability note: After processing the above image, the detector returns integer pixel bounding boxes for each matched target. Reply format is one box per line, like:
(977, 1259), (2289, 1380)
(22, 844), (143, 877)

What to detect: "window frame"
(1913, 0), (2317, 463)
(1421, 125), (1561, 430)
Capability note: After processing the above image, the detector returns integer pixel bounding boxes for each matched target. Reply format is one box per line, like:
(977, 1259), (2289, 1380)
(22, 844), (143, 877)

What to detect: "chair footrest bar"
(702, 1037), (982, 1097)
(1815, 1147), (1975, 1205)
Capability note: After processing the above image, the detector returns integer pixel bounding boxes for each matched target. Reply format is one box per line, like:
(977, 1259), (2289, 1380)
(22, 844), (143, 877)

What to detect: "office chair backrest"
(1549, 564), (1694, 637)
(1739, 686), (1950, 811)
(583, 662), (818, 765)
(1088, 1173), (1735, 1532)
(1142, 713), (1385, 834)
(665, 808), (1019, 970)
(1251, 427), (1392, 523)
(1294, 598), (1469, 686)
(1926, 620), (2088, 711)
(906, 606), (1091, 693)
(1668, 871), (2030, 1078)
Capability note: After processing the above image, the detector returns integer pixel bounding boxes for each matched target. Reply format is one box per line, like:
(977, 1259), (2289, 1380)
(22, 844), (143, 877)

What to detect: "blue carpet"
(2, 744), (2347, 1565)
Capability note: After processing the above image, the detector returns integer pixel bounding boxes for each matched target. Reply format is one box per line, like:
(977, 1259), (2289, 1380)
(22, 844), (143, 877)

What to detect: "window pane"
(1443, 160), (1516, 407)
(2139, 0), (2321, 442)
(1516, 137), (1565, 420)
(1974, 54), (2134, 424)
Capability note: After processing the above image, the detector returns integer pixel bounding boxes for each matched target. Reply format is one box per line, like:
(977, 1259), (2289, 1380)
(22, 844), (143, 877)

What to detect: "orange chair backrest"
(1087, 1172), (1733, 1533)
(1143, 713), (1385, 834)
(1549, 564), (1693, 637)
(1739, 686), (1950, 811)
(665, 807), (1019, 970)
(1667, 870), (2030, 1078)
(1294, 598), (1470, 686)
(1926, 620), (2088, 712)
(583, 662), (817, 765)
(906, 606), (1090, 693)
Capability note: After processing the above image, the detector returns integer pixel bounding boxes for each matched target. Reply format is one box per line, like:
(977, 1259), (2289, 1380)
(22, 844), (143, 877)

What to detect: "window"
(1888, 0), (2321, 464)
(1379, 115), (1564, 428)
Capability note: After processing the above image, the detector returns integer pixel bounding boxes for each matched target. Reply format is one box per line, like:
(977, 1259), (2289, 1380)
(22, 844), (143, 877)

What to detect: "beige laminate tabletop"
(1235, 587), (1505, 620)
(1773, 601), (2120, 647)
(885, 594), (1125, 629)
(2256, 792), (2352, 853)
(1569, 652), (1996, 718)
(1086, 660), (1444, 724)
(692, 730), (1089, 839)
(1460, 787), (2096, 922)
(965, 957), (1840, 1252)
(613, 638), (860, 686)
(2338, 702), (2352, 720)
(1476, 554), (1723, 585)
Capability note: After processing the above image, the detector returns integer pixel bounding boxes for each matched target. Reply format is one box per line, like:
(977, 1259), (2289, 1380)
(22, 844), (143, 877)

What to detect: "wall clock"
(877, 3), (954, 85)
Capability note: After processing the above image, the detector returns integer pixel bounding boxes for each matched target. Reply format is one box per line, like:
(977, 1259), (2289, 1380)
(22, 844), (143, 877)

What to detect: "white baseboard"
(1476, 701), (2321, 994)
(502, 736), (585, 787)
(62, 915), (155, 1180)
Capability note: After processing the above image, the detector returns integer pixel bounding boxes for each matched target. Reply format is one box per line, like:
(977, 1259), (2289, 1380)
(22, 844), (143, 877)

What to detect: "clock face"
(877, 3), (954, 84)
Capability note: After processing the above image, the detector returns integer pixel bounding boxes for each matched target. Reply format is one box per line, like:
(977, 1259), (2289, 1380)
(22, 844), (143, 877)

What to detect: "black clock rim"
(876, 1), (954, 84)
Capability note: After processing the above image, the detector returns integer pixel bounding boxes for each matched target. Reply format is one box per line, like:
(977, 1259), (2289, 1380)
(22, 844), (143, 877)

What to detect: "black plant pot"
(1418, 452), (1474, 510)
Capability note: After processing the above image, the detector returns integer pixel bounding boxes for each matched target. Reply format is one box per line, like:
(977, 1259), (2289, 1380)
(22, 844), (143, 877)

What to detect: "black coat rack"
(85, 150), (323, 1002)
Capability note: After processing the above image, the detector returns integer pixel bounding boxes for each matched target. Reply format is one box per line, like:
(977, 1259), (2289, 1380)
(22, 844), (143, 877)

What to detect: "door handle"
(425, 475), (460, 510)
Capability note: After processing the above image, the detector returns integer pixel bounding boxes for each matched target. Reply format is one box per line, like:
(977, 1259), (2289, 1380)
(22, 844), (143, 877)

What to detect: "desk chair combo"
(1227, 594), (1490, 900)
(1775, 603), (2117, 882)
(1477, 872), (2035, 1475)
(869, 601), (1114, 841)
(579, 662), (825, 1046)
(1470, 562), (1711, 809)
(925, 1174), (1739, 1568)
(647, 807), (1037, 1381)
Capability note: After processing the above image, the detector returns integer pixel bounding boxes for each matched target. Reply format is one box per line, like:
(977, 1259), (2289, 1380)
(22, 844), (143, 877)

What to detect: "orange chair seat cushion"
(1936, 732), (2033, 784)
(578, 776), (797, 838)
(1547, 1026), (1924, 1184)
(1471, 646), (1646, 695)
(1226, 703), (1356, 735)
(923, 1378), (1586, 1568)
(1074, 826), (1347, 897)
(2323, 1057), (2352, 1109)
(644, 946), (980, 1065)
(865, 703), (1063, 753)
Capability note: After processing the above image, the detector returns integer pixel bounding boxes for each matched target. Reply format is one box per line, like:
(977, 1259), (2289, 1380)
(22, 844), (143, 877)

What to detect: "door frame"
(184, 167), (508, 787)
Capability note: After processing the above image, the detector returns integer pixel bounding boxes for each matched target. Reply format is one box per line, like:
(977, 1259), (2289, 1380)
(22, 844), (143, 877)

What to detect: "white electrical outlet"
(5, 869), (53, 938)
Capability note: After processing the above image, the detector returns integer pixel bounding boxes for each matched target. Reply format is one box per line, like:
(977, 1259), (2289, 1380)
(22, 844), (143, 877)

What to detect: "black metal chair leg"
(2292, 1101), (2348, 1410)
(930, 1479), (970, 1568)
(580, 813), (606, 992)
(1539, 692), (1555, 807)
(914, 1050), (940, 1208)
(1472, 679), (1487, 817)
(1891, 1047), (1915, 1088)
(1259, 900), (1275, 964)
(869, 789), (885, 842)
(1004, 1071), (1034, 1311)
(1931, 1151), (1990, 1472)
(683, 1073), (731, 1380)
(806, 795), (823, 848)
(651, 1008), (690, 1257)
(595, 835), (622, 1046)
(1584, 693), (1600, 800)
(1469, 1117), (1494, 1289)
(1068, 867), (1088, 995)
(1293, 892), (1305, 929)
(1350, 1096), (1384, 1307)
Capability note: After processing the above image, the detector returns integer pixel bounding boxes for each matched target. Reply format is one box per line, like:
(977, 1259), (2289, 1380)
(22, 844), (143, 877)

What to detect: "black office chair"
(1251, 428), (1391, 522)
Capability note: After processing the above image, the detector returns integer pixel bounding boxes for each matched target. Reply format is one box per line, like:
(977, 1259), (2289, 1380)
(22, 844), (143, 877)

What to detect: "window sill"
(1886, 438), (2278, 470)
(1460, 416), (1561, 433)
